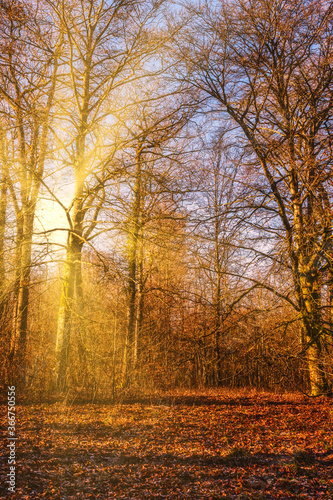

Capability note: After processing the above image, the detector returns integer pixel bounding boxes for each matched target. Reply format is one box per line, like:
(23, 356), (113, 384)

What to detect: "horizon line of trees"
(0, 0), (332, 400)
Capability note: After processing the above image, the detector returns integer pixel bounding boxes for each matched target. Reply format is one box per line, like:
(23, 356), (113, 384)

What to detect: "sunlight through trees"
(0, 0), (332, 398)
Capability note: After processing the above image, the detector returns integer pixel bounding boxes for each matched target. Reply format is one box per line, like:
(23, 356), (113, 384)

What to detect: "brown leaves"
(0, 393), (332, 499)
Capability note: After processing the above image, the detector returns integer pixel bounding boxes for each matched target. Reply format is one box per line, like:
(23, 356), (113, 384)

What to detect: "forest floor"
(0, 389), (333, 499)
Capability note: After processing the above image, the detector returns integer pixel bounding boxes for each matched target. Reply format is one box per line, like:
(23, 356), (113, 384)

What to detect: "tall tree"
(52, 0), (168, 391)
(178, 0), (333, 395)
(191, 136), (244, 384)
(126, 105), (192, 382)
(0, 0), (62, 375)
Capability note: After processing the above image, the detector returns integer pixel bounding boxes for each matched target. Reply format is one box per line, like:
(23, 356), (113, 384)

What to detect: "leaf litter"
(0, 392), (332, 499)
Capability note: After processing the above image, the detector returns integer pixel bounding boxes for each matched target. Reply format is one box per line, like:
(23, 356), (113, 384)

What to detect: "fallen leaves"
(0, 392), (332, 499)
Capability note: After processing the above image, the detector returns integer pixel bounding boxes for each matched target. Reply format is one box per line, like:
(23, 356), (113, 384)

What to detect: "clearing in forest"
(0, 391), (332, 499)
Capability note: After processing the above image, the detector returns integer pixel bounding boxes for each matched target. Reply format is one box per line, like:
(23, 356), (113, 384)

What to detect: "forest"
(1, 0), (333, 401)
(1, 0), (333, 498)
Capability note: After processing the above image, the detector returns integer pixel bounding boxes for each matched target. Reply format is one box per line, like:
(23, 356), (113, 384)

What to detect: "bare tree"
(176, 0), (333, 395)
(0, 0), (62, 377)
(101, 92), (194, 385)
(189, 135), (245, 384)
(50, 0), (169, 392)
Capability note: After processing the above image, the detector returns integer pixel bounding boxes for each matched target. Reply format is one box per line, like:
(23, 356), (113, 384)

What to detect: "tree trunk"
(328, 269), (333, 335)
(126, 249), (137, 376)
(299, 271), (328, 396)
(213, 169), (223, 386)
(0, 154), (8, 321)
(214, 280), (222, 386)
(55, 196), (84, 392)
(0, 158), (7, 289)
(305, 336), (327, 396)
(75, 250), (87, 372)
(10, 213), (34, 367)
(134, 263), (144, 370)
(124, 143), (143, 384)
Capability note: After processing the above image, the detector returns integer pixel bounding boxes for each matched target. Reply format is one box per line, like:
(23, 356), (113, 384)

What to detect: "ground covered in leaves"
(1, 390), (333, 499)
